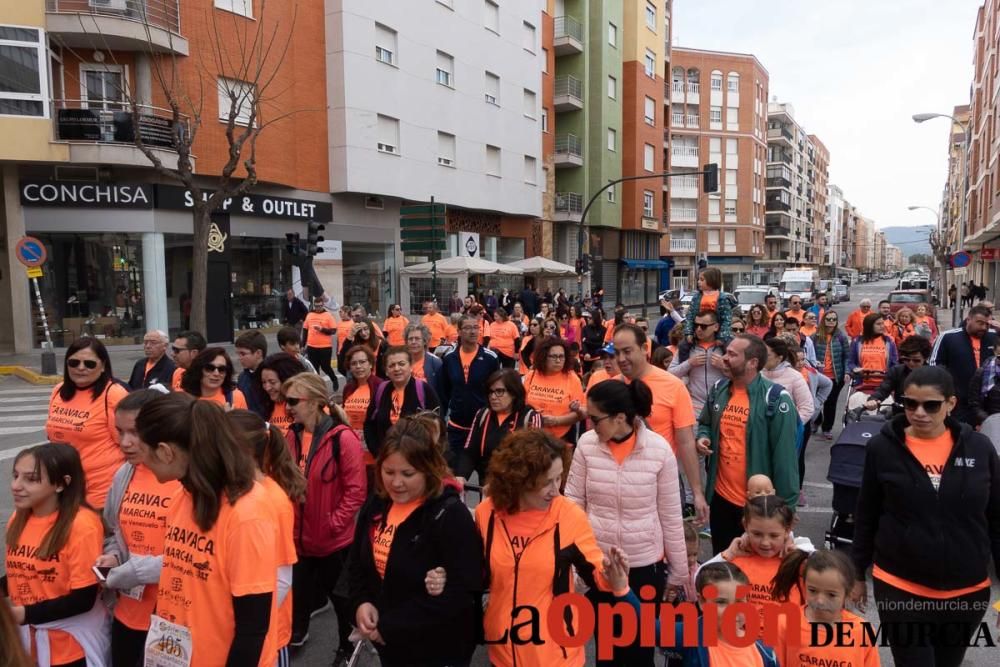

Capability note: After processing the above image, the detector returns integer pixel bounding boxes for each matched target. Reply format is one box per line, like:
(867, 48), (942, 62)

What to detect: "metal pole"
(955, 130), (969, 328)
(431, 195), (438, 305)
(31, 275), (57, 375)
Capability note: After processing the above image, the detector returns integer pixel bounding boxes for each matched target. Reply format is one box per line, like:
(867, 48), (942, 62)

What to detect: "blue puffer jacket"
(811, 330), (850, 381)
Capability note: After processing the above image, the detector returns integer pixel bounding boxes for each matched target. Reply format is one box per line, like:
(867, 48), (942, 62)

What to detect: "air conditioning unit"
(364, 195), (384, 210)
(437, 157), (453, 167)
(484, 94), (497, 104)
(90, 0), (128, 12)
(377, 143), (397, 154)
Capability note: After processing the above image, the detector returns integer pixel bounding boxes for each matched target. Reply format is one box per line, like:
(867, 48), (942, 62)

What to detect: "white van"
(779, 269), (819, 307)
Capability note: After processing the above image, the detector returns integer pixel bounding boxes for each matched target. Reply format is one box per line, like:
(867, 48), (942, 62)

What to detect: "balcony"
(553, 134), (583, 168)
(51, 99), (188, 169)
(670, 238), (697, 253)
(669, 81), (684, 104)
(46, 0), (188, 55)
(671, 111), (685, 127)
(670, 177), (699, 198)
(555, 191), (583, 222)
(686, 114), (699, 128)
(765, 223), (791, 237)
(765, 196), (791, 212)
(767, 125), (794, 145)
(670, 206), (697, 222)
(686, 82), (700, 105)
(553, 16), (583, 55)
(553, 76), (583, 111)
(671, 144), (699, 168)
(766, 176), (791, 189)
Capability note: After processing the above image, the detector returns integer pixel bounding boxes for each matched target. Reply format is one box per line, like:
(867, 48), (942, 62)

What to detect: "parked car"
(733, 285), (781, 316)
(887, 289), (936, 320)
(833, 283), (850, 303)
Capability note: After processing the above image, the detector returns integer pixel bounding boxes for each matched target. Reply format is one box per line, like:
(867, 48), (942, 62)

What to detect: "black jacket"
(282, 296), (308, 326)
(867, 363), (911, 411)
(363, 377), (441, 456)
(852, 416), (1000, 591)
(440, 346), (499, 428)
(968, 363), (1000, 426)
(346, 485), (483, 667)
(127, 355), (175, 390)
(930, 327), (999, 420)
(454, 406), (541, 480)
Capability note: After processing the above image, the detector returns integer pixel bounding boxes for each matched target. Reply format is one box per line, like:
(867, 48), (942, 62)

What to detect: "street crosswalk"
(0, 383), (53, 437)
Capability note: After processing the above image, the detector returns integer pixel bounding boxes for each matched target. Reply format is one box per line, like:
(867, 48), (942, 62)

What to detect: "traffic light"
(575, 257), (583, 274)
(582, 253), (592, 274)
(702, 163), (719, 194)
(306, 222), (325, 257)
(285, 232), (301, 256)
(697, 252), (708, 270)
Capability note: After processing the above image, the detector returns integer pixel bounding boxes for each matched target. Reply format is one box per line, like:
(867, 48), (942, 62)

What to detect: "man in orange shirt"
(845, 299), (872, 339)
(764, 293), (780, 324)
(421, 300), (451, 348)
(613, 323), (707, 526)
(170, 330), (206, 390)
(783, 296), (806, 323)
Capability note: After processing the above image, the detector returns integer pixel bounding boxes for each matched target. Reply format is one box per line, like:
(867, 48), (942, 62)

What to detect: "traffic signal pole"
(575, 163), (719, 302)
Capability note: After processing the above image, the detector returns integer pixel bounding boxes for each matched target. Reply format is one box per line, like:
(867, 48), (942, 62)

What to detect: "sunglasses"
(67, 358), (99, 369)
(695, 322), (717, 329)
(203, 363), (228, 374)
(732, 326), (745, 332)
(285, 396), (304, 406)
(901, 397), (945, 414)
(171, 346), (190, 354)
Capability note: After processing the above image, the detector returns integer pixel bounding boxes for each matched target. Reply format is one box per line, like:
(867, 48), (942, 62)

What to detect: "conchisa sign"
(20, 181), (332, 222)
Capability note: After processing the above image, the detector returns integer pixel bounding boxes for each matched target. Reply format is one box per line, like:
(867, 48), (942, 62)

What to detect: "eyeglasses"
(171, 346), (190, 354)
(901, 397), (945, 414)
(731, 326), (745, 333)
(488, 388), (508, 397)
(547, 354), (566, 360)
(67, 358), (98, 369)
(203, 363), (228, 374)
(460, 326), (479, 332)
(285, 396), (304, 406)
(695, 322), (716, 330)
(350, 359), (371, 367)
(590, 413), (613, 425)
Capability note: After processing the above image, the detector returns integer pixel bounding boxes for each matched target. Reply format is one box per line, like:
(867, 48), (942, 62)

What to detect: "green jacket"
(697, 374), (800, 509)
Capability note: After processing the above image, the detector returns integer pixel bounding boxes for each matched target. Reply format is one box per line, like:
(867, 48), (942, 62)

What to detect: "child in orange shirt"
(772, 549), (880, 667)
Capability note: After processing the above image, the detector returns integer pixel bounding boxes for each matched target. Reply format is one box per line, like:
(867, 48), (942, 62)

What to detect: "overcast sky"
(672, 0), (982, 230)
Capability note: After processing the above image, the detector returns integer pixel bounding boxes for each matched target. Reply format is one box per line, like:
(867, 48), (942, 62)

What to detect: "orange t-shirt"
(489, 320), (520, 358)
(6, 509), (103, 666)
(304, 311), (337, 349)
(115, 466), (182, 631)
(411, 354), (426, 381)
(604, 323), (616, 343)
(460, 348), (477, 383)
(609, 430), (637, 466)
(336, 319), (355, 350)
(260, 477), (297, 650)
(383, 315), (410, 347)
(372, 499), (423, 578)
(823, 336), (834, 378)
(269, 401), (294, 435)
(344, 384), (371, 431)
(971, 335), (982, 366)
(46, 382), (128, 508)
(389, 387), (404, 425)
(776, 607), (879, 667)
(422, 313), (450, 345)
(445, 323), (459, 344)
(524, 371), (584, 438)
(700, 291), (720, 312)
(858, 338), (887, 389)
(144, 358), (156, 375)
(295, 431), (314, 474)
(716, 386), (750, 505)
(498, 508), (547, 557)
(728, 552), (801, 624)
(707, 641), (765, 667)
(198, 387), (249, 410)
(585, 368), (611, 395)
(784, 308), (805, 322)
(800, 324), (817, 338)
(624, 366), (696, 455)
(845, 310), (866, 339)
(157, 483), (277, 667)
(568, 317), (584, 343)
(478, 318), (492, 345)
(171, 367), (185, 391)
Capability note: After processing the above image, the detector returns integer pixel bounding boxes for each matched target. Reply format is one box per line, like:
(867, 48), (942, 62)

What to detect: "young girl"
(701, 495), (814, 624)
(6, 443), (106, 667)
(772, 549), (880, 666)
(135, 393), (278, 667)
(684, 268), (736, 343)
(228, 410), (307, 667)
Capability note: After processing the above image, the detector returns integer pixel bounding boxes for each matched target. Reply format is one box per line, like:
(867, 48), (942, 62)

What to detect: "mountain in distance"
(880, 225), (934, 258)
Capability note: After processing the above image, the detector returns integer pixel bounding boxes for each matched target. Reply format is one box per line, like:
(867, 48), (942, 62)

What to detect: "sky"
(672, 0), (983, 231)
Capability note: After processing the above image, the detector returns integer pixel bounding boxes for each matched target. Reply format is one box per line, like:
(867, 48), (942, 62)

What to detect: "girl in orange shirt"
(229, 411), (307, 667)
(259, 352), (308, 435)
(6, 443), (105, 667)
(488, 307), (522, 369)
(773, 549), (880, 667)
(524, 337), (585, 441)
(180, 347), (249, 410)
(381, 303), (410, 346)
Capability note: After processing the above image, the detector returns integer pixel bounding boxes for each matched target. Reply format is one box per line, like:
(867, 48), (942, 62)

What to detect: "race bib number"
(144, 614), (192, 667)
(121, 584), (145, 601)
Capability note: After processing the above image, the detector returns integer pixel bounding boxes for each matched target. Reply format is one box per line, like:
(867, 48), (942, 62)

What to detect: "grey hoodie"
(101, 463), (166, 593)
(668, 344), (725, 414)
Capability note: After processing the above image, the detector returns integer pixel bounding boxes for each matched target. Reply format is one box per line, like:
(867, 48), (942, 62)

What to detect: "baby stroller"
(824, 387), (890, 551)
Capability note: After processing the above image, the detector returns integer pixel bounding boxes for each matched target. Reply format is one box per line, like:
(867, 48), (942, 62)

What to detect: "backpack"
(709, 379), (787, 418)
(372, 379), (427, 413)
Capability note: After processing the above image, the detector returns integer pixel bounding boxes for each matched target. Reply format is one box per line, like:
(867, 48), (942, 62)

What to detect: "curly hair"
(181, 347), (235, 397)
(486, 429), (570, 514)
(531, 336), (570, 374)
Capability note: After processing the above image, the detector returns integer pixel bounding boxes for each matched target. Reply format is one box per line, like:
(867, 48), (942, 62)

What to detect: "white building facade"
(827, 183), (845, 268)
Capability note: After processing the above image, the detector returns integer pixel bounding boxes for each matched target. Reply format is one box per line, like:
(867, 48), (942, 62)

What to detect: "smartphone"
(92, 565), (111, 582)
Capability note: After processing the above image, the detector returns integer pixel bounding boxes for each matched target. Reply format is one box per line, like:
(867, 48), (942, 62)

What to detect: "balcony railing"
(555, 192), (583, 214)
(671, 112), (684, 127)
(554, 75), (583, 101)
(554, 15), (583, 43)
(671, 82), (684, 93)
(670, 207), (697, 221)
(765, 198), (791, 212)
(686, 114), (699, 128)
(688, 82), (700, 94)
(52, 99), (184, 149)
(554, 134), (582, 157)
(765, 223), (791, 236)
(766, 176), (791, 188)
(46, 0), (180, 34)
(670, 238), (697, 252)
(672, 145), (699, 157)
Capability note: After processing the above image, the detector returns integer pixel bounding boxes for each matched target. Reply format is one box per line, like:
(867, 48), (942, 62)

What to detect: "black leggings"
(588, 561), (666, 667)
(798, 427), (811, 489)
(873, 577), (990, 667)
(821, 378), (844, 432)
(112, 618), (147, 667)
(292, 547), (352, 651)
(710, 494), (745, 555)
(306, 346), (338, 390)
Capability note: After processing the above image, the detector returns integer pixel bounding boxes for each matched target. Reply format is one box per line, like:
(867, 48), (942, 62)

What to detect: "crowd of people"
(3, 271), (999, 667)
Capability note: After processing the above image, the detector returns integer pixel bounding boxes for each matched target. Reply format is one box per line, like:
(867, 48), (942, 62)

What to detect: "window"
(437, 131), (456, 167)
(215, 0), (252, 18)
(608, 23), (617, 46)
(607, 75), (616, 100)
(645, 2), (657, 30)
(523, 89), (536, 117)
(724, 229), (736, 252)
(541, 108), (548, 132)
(726, 138), (738, 155)
(644, 96), (655, 125)
(726, 107), (738, 130)
(375, 23), (397, 65)
(643, 190), (655, 217)
(485, 71), (500, 105)
(708, 229), (720, 252)
(523, 21), (536, 52)
(607, 186), (616, 203)
(644, 50), (656, 78)
(607, 128), (616, 151)
(644, 143), (655, 171)
(541, 47), (548, 73)
(711, 73), (723, 91)
(710, 107), (722, 123)
(217, 77), (256, 126)
(436, 51), (454, 87)
(81, 64), (125, 110)
(377, 114), (399, 154)
(0, 26), (48, 117)
(524, 155), (537, 184)
(726, 169), (737, 190)
(727, 72), (739, 92)
(708, 198), (720, 222)
(485, 0), (500, 33)
(486, 144), (501, 176)
(725, 199), (737, 215)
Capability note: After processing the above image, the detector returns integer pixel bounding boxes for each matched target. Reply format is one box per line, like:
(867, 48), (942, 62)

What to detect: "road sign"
(25, 267), (43, 278)
(400, 203), (446, 217)
(951, 251), (972, 268)
(401, 240), (447, 252)
(15, 236), (47, 267)
(981, 248), (998, 260)
(400, 228), (443, 240)
(400, 217), (445, 228)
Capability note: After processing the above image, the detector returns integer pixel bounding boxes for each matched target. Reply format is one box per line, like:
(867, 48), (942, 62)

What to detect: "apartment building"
(1, 0), (330, 351)
(665, 48), (768, 291)
(827, 184), (846, 269)
(886, 244), (903, 272)
(809, 134), (830, 274)
(327, 0), (544, 314)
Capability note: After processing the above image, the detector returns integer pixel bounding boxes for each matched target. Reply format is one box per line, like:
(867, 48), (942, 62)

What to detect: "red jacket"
(286, 416), (367, 556)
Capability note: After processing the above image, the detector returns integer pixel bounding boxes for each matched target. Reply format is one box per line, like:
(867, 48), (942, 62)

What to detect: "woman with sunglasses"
(852, 365), (1000, 667)
(180, 347), (248, 410)
(364, 346), (441, 458)
(799, 310), (818, 338)
(812, 310), (852, 439)
(46, 337), (129, 508)
(745, 304), (770, 338)
(259, 352), (307, 435)
(730, 318), (746, 335)
(381, 303), (410, 347)
(282, 372), (367, 657)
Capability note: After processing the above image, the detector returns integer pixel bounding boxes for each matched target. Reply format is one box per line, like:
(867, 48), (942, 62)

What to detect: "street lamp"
(907, 205), (946, 304)
(913, 112), (969, 327)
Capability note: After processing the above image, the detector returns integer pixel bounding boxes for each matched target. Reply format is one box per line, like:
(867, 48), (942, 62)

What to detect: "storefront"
(19, 178), (332, 346)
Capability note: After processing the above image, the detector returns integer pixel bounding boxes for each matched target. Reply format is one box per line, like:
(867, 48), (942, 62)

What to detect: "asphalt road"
(0, 279), (996, 665)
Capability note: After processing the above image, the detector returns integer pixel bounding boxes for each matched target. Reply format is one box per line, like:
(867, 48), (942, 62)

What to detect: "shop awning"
(508, 256), (577, 276)
(619, 258), (670, 270)
(399, 255), (524, 276)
